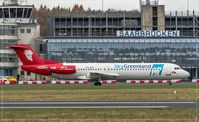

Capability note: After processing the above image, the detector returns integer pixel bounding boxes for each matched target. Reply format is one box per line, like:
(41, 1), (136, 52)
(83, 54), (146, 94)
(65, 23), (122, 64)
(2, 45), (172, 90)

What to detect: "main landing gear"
(94, 75), (102, 86)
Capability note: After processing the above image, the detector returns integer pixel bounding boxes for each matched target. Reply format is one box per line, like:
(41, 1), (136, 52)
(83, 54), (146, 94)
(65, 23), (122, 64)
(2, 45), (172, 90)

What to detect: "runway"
(0, 101), (198, 109)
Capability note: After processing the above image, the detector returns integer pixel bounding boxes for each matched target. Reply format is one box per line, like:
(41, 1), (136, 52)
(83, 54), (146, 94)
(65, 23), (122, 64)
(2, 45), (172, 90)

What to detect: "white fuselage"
(52, 63), (190, 80)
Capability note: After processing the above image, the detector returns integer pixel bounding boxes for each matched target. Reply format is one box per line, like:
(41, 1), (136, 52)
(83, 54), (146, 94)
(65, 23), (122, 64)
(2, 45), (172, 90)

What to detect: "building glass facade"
(43, 38), (199, 78)
(0, 24), (18, 36)
(0, 68), (17, 76)
(0, 24), (18, 77)
(46, 38), (198, 65)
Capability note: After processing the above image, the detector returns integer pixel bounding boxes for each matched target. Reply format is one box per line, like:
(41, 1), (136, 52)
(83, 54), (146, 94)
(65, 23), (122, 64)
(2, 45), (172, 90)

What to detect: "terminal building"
(47, 0), (199, 37)
(41, 0), (199, 79)
(0, 0), (40, 80)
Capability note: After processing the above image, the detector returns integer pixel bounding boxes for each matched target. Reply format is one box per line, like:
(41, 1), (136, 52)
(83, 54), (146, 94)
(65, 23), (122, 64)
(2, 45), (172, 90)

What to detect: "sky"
(1, 0), (199, 12)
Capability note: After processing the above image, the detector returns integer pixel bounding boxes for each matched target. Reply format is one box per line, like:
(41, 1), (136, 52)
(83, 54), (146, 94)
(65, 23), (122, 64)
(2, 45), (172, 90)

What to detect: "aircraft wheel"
(94, 82), (102, 86)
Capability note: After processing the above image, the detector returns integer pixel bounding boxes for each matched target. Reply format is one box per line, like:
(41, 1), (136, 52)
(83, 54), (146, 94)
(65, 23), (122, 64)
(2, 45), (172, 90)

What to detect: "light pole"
(194, 16), (199, 78)
(102, 0), (104, 12)
(1, 19), (7, 78)
(1, 18), (7, 119)
(195, 35), (198, 122)
(194, 15), (199, 122)
(187, 0), (189, 16)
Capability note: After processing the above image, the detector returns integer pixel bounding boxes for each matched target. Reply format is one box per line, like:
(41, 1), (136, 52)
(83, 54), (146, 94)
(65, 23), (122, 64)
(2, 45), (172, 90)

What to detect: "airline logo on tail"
(24, 50), (33, 62)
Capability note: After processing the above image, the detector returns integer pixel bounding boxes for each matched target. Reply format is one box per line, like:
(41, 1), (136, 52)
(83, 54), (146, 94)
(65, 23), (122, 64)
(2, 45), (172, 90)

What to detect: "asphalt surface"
(0, 101), (198, 109)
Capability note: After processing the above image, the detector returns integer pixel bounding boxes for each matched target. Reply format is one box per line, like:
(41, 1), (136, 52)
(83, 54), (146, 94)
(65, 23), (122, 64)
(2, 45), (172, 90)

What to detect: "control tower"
(140, 0), (165, 30)
(0, 0), (40, 80)
(0, 0), (33, 23)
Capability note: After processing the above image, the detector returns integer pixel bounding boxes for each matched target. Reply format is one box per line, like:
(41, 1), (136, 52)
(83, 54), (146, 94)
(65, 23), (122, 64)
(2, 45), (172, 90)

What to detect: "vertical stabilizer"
(10, 44), (57, 65)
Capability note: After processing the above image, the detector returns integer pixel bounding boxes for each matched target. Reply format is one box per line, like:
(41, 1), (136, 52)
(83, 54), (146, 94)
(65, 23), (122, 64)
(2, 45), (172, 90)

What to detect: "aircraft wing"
(77, 72), (119, 80)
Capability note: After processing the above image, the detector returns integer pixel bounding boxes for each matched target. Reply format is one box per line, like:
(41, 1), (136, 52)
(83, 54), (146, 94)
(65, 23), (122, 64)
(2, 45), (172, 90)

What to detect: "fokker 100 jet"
(10, 44), (190, 85)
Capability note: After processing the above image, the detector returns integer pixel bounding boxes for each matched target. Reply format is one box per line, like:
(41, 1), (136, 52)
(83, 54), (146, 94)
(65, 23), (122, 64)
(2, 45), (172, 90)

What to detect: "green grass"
(0, 84), (198, 122)
(0, 83), (198, 91)
(0, 108), (198, 122)
(1, 87), (198, 101)
(1, 83), (198, 101)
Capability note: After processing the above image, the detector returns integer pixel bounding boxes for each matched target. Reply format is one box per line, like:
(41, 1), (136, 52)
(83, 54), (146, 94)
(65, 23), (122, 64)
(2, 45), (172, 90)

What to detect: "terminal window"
(10, 8), (17, 18)
(27, 29), (31, 33)
(27, 8), (32, 18)
(152, 7), (158, 16)
(23, 8), (28, 18)
(20, 29), (25, 33)
(0, 8), (3, 18)
(20, 71), (24, 75)
(17, 8), (23, 18)
(4, 8), (9, 18)
(27, 72), (31, 76)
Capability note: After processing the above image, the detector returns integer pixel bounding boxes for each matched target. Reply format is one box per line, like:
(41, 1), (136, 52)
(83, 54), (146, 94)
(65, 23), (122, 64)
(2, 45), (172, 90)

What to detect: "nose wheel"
(168, 82), (172, 85)
(94, 81), (102, 86)
(188, 76), (192, 82)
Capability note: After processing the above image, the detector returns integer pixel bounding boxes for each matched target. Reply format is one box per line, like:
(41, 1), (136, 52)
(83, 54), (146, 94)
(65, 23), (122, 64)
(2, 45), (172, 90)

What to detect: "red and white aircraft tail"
(10, 44), (57, 65)
(10, 44), (76, 76)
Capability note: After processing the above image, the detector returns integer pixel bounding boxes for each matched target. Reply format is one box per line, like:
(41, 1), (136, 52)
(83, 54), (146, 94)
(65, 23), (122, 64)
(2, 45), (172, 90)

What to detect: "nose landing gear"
(94, 81), (102, 86)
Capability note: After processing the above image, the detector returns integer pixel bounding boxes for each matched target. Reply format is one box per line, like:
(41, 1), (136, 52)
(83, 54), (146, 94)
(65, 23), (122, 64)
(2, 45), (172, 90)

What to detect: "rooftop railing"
(140, 0), (159, 6)
(165, 11), (199, 17)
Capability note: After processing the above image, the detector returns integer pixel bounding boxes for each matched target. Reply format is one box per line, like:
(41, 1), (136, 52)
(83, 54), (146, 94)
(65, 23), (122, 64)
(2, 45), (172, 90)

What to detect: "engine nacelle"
(50, 65), (76, 74)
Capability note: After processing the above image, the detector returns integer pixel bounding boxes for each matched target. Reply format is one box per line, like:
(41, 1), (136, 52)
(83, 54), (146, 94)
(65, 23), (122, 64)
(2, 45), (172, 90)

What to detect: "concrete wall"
(141, 5), (165, 30)
(157, 5), (165, 30)
(17, 23), (41, 80)
(141, 5), (153, 30)
(17, 24), (40, 45)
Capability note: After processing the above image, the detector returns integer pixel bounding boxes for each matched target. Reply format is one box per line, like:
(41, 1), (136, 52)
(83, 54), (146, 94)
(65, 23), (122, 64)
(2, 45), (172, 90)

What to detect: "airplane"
(10, 44), (190, 85)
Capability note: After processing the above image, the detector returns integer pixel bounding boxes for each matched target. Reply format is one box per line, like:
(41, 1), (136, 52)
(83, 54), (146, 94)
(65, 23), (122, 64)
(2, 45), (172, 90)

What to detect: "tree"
(79, 4), (84, 12)
(72, 4), (79, 13)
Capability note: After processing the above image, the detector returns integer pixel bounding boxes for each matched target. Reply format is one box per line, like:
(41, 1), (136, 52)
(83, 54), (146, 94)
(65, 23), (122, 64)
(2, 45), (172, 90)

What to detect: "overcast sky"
(1, 0), (199, 11)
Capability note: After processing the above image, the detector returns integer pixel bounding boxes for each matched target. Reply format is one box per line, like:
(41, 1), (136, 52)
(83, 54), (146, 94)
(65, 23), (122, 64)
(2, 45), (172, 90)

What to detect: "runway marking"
(1, 106), (169, 109)
(1, 101), (197, 109)
(0, 101), (196, 104)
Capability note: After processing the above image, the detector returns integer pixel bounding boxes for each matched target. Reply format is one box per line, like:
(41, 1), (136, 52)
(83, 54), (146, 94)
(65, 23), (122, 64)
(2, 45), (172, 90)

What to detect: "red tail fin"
(10, 44), (57, 65)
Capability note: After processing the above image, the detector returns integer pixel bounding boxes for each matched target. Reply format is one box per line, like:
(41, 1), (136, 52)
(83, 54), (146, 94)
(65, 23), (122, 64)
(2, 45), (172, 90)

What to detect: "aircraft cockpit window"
(174, 67), (181, 70)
